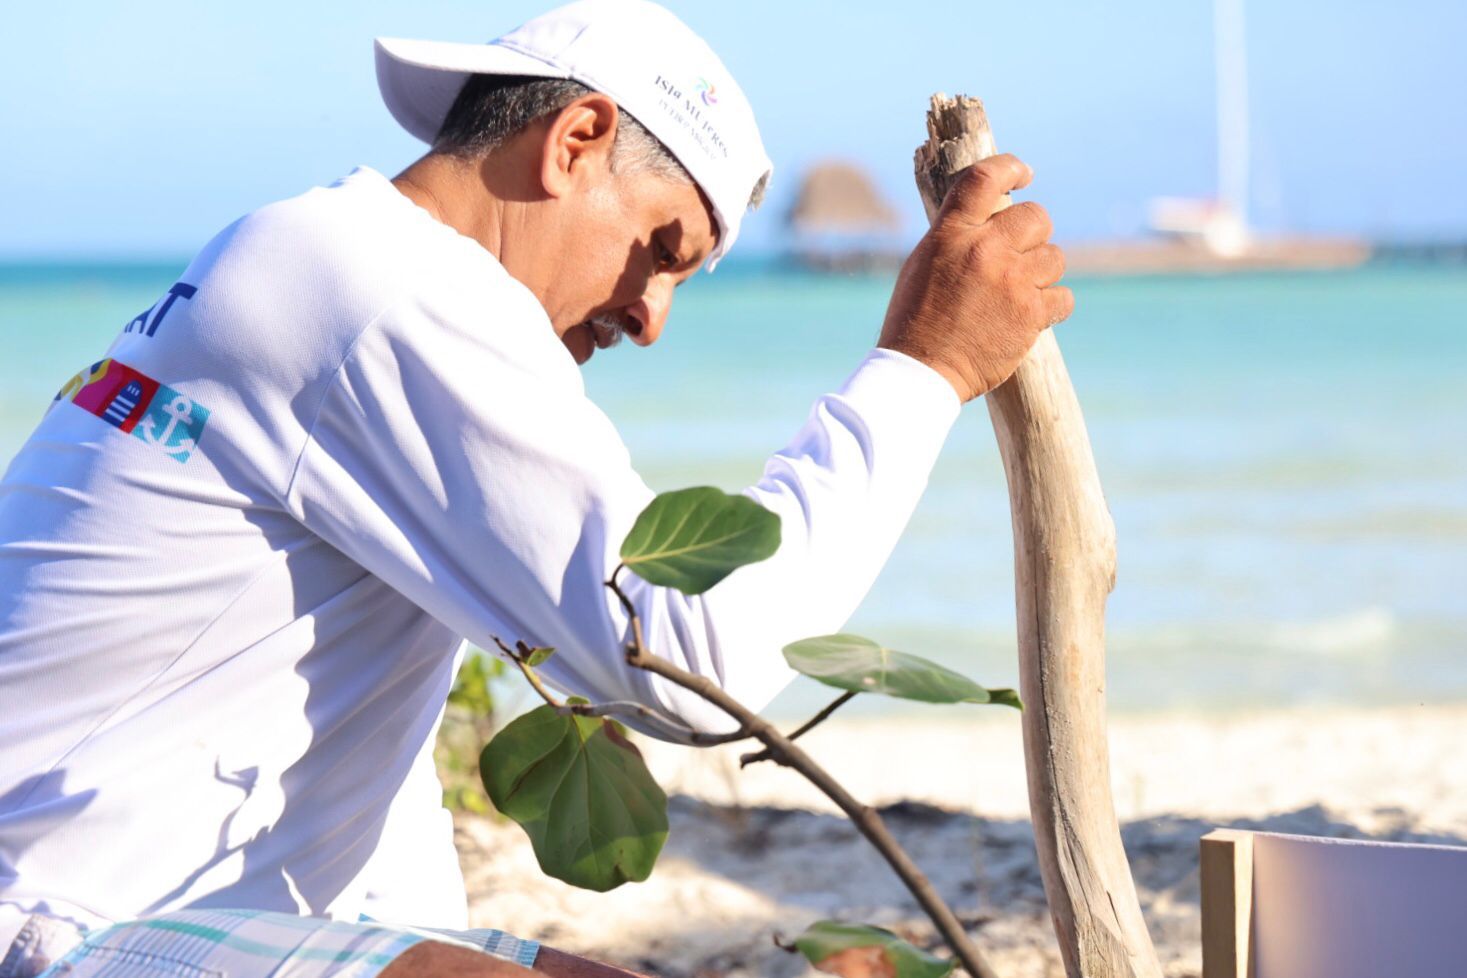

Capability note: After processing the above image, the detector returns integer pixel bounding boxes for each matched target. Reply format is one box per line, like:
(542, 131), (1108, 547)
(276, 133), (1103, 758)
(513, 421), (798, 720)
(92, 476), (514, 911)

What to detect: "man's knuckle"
(1022, 290), (1047, 321)
(967, 235), (998, 267)
(1035, 243), (1065, 277)
(1013, 201), (1049, 233)
(1000, 263), (1027, 293)
(971, 163), (1005, 190)
(1049, 288), (1076, 322)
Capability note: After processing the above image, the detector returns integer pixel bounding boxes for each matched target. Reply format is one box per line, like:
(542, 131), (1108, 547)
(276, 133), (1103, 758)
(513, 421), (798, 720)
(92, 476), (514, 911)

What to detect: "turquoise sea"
(2, 259), (1464, 718)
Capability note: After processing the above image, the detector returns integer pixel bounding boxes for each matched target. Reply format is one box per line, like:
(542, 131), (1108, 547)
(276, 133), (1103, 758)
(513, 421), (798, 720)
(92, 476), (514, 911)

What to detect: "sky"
(1, 0), (1464, 259)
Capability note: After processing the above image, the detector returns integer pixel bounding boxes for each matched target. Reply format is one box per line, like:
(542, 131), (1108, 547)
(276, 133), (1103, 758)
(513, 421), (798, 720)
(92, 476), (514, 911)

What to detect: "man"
(0, 1), (1070, 976)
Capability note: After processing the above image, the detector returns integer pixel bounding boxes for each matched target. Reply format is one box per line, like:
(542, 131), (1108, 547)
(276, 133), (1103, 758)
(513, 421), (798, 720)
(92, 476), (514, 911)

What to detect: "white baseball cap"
(375, 0), (772, 269)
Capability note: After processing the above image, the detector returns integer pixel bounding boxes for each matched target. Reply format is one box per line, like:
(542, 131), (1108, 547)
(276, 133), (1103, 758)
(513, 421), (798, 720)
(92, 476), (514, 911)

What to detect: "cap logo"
(652, 74), (730, 160)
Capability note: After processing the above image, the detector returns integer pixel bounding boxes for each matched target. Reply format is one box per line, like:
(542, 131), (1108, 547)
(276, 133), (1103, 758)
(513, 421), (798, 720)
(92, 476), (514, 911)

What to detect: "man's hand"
(879, 154), (1072, 403)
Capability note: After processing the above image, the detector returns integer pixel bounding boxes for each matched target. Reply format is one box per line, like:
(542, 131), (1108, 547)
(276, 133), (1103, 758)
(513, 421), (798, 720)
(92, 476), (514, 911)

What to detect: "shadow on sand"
(542, 795), (1467, 978)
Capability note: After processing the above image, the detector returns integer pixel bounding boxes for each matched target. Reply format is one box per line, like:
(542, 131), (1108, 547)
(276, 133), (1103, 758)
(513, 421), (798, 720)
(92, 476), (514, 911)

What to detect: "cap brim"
(375, 37), (573, 144)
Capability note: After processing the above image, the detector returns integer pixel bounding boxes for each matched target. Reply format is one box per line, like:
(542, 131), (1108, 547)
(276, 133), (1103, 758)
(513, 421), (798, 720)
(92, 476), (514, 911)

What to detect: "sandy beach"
(455, 702), (1467, 977)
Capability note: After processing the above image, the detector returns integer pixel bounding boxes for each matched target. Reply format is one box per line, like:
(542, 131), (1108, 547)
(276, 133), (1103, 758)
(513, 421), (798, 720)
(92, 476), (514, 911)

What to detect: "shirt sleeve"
(285, 289), (960, 739)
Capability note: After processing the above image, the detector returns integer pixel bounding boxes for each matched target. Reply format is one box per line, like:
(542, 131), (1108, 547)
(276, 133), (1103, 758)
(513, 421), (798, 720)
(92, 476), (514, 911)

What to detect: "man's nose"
(625, 276), (673, 347)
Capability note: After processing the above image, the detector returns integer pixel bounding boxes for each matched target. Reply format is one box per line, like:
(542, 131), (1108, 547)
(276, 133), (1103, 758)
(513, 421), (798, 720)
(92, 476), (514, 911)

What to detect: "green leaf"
(480, 705), (668, 892)
(521, 646), (555, 667)
(794, 921), (955, 978)
(619, 487), (780, 595)
(783, 634), (1021, 709)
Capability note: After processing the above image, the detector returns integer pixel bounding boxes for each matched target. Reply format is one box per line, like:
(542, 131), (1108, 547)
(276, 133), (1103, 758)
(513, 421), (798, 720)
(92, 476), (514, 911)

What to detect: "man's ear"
(539, 93), (620, 199)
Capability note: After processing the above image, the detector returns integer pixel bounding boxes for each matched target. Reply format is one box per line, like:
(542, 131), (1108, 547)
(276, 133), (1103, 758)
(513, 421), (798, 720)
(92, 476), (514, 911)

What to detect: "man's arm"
(381, 942), (650, 978)
(532, 948), (650, 977)
(382, 942), (536, 977)
(285, 155), (1063, 737)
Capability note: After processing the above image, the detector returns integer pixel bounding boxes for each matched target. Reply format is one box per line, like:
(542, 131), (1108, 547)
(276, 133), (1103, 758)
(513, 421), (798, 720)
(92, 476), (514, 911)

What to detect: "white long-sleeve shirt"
(0, 167), (960, 945)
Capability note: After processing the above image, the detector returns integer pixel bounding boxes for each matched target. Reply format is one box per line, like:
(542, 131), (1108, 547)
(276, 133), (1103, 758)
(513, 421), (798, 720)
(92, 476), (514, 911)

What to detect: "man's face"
(546, 165), (718, 365)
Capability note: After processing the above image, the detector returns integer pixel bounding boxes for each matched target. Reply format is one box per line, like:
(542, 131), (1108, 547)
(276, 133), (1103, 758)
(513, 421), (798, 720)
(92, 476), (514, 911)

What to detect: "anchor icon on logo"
(139, 394), (200, 458)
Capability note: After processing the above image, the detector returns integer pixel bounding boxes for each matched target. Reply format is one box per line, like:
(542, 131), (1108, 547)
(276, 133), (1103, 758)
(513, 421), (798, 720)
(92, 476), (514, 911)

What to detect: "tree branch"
(740, 690), (858, 768)
(606, 565), (753, 747)
(606, 564), (649, 659)
(492, 635), (563, 710)
(556, 699), (750, 747)
(605, 577), (999, 978)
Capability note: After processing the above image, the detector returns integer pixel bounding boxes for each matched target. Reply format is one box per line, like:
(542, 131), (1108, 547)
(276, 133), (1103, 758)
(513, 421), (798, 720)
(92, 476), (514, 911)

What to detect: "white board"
(1252, 830), (1467, 978)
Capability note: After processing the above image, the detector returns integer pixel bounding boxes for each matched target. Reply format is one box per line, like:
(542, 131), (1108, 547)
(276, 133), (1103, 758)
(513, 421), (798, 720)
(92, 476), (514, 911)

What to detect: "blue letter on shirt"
(124, 282), (198, 337)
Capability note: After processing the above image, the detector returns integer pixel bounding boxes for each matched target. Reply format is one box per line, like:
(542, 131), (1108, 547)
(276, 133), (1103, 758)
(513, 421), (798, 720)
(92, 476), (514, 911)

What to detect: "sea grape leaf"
(619, 486), (780, 595)
(794, 921), (955, 978)
(783, 634), (1021, 709)
(521, 646), (555, 667)
(481, 705), (667, 892)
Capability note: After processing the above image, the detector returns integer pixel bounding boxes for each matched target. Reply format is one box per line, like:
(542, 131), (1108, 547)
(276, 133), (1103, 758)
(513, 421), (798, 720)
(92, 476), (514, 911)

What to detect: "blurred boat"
(1135, 0), (1370, 272)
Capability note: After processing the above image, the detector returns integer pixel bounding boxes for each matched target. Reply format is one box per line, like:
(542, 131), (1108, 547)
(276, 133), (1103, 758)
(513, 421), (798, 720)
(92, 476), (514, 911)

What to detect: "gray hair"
(434, 74), (767, 211)
(434, 74), (690, 183)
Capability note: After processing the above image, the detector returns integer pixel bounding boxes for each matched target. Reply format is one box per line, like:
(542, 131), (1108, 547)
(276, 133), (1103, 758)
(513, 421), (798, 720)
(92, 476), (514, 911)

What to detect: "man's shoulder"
(200, 167), (536, 331)
(150, 167), (568, 425)
(204, 168), (435, 311)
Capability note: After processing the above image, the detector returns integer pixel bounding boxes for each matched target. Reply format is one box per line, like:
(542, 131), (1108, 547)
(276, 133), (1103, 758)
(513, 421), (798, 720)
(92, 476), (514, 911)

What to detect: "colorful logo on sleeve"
(56, 358), (211, 463)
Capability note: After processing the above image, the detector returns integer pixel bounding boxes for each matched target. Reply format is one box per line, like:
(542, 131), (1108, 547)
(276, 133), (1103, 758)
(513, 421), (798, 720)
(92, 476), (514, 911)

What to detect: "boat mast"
(1214, 0), (1250, 236)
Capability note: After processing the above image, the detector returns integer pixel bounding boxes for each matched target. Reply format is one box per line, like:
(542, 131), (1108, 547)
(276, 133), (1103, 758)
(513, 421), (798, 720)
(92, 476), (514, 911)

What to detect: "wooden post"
(913, 94), (1162, 978)
(1200, 830), (1254, 978)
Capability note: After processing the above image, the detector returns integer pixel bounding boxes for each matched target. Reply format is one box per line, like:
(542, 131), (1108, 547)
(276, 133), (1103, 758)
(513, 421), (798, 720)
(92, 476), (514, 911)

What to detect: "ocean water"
(3, 259), (1464, 718)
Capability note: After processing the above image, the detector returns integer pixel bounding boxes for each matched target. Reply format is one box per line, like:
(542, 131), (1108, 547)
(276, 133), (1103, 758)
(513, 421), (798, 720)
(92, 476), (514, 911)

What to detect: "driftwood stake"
(913, 94), (1162, 978)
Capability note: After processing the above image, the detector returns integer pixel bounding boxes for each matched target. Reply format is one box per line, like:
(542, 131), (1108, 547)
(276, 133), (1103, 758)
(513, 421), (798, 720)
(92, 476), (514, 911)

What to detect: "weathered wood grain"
(913, 94), (1162, 978)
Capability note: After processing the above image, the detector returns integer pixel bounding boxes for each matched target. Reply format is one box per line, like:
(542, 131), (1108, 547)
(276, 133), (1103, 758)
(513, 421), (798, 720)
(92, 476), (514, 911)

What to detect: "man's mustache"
(587, 314), (627, 349)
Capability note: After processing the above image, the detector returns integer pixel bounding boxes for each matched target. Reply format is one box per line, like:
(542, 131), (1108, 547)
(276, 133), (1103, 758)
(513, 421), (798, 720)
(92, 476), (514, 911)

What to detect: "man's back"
(0, 167), (526, 932)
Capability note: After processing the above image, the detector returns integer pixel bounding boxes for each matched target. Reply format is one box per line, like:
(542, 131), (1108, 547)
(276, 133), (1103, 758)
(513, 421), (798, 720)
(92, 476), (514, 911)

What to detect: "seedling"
(482, 488), (1019, 978)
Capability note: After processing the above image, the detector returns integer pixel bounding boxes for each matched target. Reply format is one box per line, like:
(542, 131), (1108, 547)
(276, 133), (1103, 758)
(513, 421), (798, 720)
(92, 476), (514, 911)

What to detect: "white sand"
(457, 703), (1467, 977)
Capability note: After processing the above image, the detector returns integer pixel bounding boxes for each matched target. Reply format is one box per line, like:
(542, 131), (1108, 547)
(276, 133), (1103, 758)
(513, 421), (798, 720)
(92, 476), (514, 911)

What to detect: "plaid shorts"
(10, 909), (538, 978)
